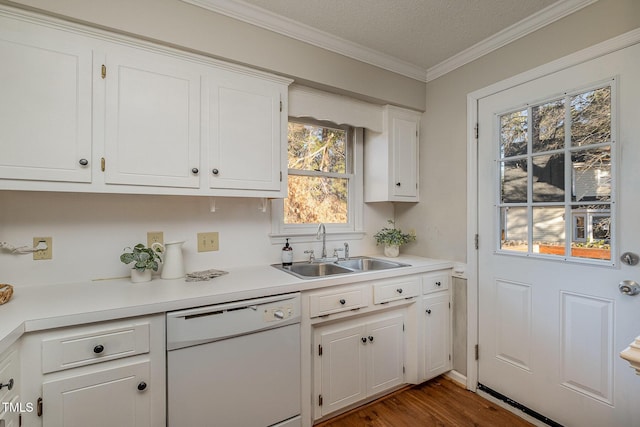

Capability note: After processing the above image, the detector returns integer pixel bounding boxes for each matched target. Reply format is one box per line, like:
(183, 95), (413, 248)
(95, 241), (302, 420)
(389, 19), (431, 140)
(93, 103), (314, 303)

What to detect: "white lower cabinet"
(421, 272), (452, 381)
(42, 361), (150, 427)
(314, 311), (404, 419)
(19, 314), (165, 427)
(0, 343), (20, 427)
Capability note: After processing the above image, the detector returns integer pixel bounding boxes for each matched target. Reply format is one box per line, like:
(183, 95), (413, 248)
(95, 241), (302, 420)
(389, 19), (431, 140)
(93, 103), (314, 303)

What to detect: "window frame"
(495, 79), (617, 265)
(271, 117), (364, 240)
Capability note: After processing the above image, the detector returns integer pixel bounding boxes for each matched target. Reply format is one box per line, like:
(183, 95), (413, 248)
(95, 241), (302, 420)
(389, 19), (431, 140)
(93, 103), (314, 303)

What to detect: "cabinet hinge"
(449, 302), (451, 309)
(318, 394), (323, 406)
(280, 171), (283, 182)
(403, 365), (405, 374)
(279, 101), (283, 112)
(37, 397), (43, 417)
(19, 413), (22, 427)
(402, 323), (405, 332)
(318, 344), (323, 356)
(475, 234), (479, 250)
(449, 354), (452, 361)
(101, 157), (106, 172)
(101, 64), (107, 79)
(474, 123), (479, 140)
(475, 344), (479, 361)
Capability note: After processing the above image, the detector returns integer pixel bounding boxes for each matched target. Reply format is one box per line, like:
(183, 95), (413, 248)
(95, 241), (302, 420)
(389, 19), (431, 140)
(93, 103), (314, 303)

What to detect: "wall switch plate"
(33, 237), (52, 260)
(147, 231), (164, 248)
(197, 232), (219, 252)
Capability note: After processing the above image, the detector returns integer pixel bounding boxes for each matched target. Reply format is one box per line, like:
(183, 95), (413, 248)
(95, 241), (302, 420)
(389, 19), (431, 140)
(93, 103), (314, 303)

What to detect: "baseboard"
(445, 370), (467, 387)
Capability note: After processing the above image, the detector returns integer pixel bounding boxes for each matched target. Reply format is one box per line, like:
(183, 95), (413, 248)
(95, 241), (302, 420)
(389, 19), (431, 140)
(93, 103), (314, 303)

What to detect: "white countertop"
(0, 255), (453, 353)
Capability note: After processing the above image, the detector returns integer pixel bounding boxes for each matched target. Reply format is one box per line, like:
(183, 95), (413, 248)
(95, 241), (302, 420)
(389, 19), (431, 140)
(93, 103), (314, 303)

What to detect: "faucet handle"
(304, 249), (315, 262)
(333, 248), (344, 258)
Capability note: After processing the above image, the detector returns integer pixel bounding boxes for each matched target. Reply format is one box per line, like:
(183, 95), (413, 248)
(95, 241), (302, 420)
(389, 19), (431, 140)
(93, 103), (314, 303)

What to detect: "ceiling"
(184, 0), (596, 81)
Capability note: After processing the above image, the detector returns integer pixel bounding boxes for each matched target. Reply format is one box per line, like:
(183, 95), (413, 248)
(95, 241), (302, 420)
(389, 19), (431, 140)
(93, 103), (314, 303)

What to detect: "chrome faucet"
(316, 223), (327, 259)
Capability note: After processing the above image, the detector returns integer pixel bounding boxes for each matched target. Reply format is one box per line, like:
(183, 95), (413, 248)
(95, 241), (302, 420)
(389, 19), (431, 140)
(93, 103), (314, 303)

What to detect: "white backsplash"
(0, 191), (392, 286)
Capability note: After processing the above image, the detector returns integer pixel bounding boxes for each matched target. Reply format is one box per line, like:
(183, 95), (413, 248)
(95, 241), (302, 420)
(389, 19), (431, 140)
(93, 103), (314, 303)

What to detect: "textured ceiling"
(239, 0), (558, 70)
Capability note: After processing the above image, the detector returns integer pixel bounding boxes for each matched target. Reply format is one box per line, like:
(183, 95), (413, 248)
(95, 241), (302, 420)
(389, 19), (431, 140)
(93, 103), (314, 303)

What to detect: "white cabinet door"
(42, 361), (151, 427)
(206, 69), (285, 193)
(0, 15), (92, 183)
(366, 314), (404, 395)
(104, 48), (200, 188)
(422, 293), (451, 380)
(319, 323), (367, 417)
(391, 114), (418, 199)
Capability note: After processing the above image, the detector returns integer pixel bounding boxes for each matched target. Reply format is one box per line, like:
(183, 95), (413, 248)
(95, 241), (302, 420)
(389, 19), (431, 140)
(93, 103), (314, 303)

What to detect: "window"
(272, 118), (363, 236)
(498, 83), (614, 262)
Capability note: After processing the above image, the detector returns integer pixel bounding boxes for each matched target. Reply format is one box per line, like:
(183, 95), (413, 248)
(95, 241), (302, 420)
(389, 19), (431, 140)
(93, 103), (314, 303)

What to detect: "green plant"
(120, 243), (162, 272)
(373, 220), (416, 247)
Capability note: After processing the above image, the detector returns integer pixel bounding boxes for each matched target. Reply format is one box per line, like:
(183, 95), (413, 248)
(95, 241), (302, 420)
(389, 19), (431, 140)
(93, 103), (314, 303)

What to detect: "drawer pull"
(339, 299), (346, 305)
(396, 288), (403, 294)
(0, 378), (13, 390)
(137, 381), (147, 391)
(426, 309), (432, 315)
(436, 281), (442, 287)
(93, 344), (105, 354)
(368, 336), (374, 342)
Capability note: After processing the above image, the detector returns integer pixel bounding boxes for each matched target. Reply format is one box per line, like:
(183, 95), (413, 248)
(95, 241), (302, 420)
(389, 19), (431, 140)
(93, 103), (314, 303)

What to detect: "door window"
(498, 83), (614, 262)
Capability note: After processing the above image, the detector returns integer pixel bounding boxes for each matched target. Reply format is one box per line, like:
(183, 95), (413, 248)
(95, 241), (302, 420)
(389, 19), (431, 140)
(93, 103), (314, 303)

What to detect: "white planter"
(384, 245), (400, 257)
(131, 269), (152, 283)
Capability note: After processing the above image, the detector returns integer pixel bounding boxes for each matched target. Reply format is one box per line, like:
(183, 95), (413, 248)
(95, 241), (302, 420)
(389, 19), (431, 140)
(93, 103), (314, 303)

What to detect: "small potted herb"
(120, 243), (162, 283)
(373, 220), (416, 257)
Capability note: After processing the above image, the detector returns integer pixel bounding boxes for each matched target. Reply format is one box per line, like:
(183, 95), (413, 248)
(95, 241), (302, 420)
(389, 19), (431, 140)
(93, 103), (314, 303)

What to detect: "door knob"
(137, 381), (147, 391)
(426, 309), (432, 314)
(619, 280), (640, 296)
(361, 337), (367, 344)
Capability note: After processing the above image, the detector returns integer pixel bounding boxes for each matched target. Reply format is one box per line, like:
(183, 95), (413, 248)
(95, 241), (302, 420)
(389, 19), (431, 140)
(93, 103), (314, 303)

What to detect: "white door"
(206, 68), (283, 192)
(104, 47), (201, 188)
(478, 42), (640, 426)
(0, 15), (92, 183)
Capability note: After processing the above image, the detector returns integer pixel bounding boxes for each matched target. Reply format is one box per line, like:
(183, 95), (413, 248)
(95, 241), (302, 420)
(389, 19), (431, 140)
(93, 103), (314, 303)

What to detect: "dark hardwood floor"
(315, 376), (534, 427)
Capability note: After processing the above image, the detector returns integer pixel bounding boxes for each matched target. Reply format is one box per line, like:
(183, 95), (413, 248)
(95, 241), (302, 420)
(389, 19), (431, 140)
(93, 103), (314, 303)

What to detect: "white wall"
(397, 0), (640, 263)
(0, 191), (392, 286)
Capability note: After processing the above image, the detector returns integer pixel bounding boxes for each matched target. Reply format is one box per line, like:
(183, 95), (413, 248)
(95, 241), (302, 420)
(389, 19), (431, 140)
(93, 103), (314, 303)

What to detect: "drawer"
(0, 348), (19, 405)
(422, 271), (450, 294)
(373, 277), (420, 304)
(309, 286), (368, 317)
(42, 323), (149, 373)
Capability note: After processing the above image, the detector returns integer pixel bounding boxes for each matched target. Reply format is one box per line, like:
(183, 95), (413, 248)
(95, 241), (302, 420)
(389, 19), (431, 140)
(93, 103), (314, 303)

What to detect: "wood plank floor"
(315, 376), (534, 427)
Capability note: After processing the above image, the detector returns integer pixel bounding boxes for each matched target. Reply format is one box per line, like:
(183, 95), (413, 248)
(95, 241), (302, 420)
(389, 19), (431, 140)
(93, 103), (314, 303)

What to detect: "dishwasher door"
(167, 294), (301, 427)
(168, 324), (301, 427)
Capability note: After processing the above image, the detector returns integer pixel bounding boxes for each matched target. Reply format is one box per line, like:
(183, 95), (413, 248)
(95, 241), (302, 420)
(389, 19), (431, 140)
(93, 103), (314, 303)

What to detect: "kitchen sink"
(273, 256), (410, 279)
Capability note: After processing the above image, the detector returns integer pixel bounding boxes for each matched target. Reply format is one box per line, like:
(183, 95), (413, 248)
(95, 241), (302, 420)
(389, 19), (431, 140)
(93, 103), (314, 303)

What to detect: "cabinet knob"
(192, 167), (199, 174)
(396, 182), (401, 187)
(436, 281), (442, 287)
(79, 158), (89, 166)
(426, 309), (432, 315)
(368, 336), (374, 342)
(396, 288), (403, 294)
(0, 378), (14, 390)
(361, 337), (367, 344)
(93, 344), (104, 354)
(212, 168), (219, 175)
(339, 299), (346, 305)
(137, 381), (147, 391)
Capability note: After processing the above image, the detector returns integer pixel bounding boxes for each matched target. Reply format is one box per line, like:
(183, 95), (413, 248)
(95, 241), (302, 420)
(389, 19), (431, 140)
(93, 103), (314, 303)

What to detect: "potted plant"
(373, 220), (416, 257)
(120, 243), (162, 283)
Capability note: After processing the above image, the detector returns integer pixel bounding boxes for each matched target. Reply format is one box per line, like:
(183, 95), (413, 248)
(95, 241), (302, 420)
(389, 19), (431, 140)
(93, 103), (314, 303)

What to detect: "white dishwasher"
(166, 293), (301, 427)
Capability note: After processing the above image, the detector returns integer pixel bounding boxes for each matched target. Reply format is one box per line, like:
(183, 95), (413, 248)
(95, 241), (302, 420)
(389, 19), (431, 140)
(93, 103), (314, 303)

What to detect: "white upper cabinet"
(365, 106), (421, 202)
(103, 47), (201, 189)
(0, 14), (92, 183)
(205, 68), (285, 194)
(0, 6), (291, 197)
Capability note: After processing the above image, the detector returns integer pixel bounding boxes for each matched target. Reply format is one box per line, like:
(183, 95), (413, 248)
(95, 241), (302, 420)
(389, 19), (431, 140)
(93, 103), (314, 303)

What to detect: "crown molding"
(182, 0), (598, 83)
(426, 0), (599, 82)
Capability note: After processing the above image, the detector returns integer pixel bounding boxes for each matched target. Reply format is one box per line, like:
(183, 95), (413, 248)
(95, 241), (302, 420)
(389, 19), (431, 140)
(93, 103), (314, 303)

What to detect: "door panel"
(478, 42), (640, 426)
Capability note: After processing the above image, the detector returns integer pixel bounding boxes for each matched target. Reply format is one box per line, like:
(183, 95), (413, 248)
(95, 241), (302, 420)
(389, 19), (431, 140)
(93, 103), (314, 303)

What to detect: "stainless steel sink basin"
(335, 257), (410, 271)
(272, 256), (410, 279)
(275, 262), (354, 279)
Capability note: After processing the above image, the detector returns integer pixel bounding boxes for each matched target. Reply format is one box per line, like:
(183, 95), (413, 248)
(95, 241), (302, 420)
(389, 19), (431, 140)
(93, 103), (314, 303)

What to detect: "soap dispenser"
(282, 238), (293, 266)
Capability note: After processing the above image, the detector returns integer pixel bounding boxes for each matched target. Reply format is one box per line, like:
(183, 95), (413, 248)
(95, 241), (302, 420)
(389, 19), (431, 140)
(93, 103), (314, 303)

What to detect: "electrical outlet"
(33, 237), (52, 260)
(147, 231), (164, 248)
(197, 232), (219, 252)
